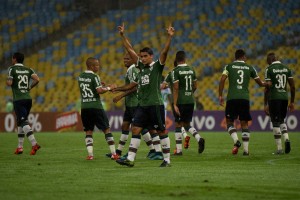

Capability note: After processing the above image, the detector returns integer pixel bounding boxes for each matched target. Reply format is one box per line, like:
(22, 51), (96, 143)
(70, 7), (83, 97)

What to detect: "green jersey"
(172, 64), (196, 104)
(78, 70), (104, 109)
(7, 64), (35, 101)
(265, 61), (293, 100)
(125, 64), (139, 107)
(137, 60), (164, 106)
(222, 61), (259, 100)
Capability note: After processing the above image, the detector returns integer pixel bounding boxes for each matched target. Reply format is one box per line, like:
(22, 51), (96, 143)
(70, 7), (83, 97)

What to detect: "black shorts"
(123, 106), (137, 123)
(225, 99), (252, 121)
(132, 105), (165, 131)
(268, 100), (288, 124)
(173, 103), (194, 123)
(81, 108), (110, 132)
(13, 99), (32, 126)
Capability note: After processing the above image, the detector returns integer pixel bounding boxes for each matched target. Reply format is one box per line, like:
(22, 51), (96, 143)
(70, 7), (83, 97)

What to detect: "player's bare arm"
(254, 77), (266, 87)
(112, 82), (137, 92)
(288, 78), (295, 112)
(192, 80), (197, 93)
(118, 23), (139, 63)
(159, 24), (175, 65)
(218, 74), (227, 106)
(97, 84), (117, 94)
(264, 86), (270, 115)
(6, 77), (12, 86)
(173, 81), (180, 115)
(30, 74), (40, 90)
(113, 86), (137, 103)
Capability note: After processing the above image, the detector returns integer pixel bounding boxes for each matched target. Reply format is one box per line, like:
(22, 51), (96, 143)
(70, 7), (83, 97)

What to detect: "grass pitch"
(0, 132), (299, 200)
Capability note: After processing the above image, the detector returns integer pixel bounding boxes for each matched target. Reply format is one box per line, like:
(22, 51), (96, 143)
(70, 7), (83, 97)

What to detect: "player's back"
(78, 71), (103, 109)
(265, 62), (292, 100)
(173, 64), (196, 104)
(224, 61), (258, 100)
(8, 64), (34, 101)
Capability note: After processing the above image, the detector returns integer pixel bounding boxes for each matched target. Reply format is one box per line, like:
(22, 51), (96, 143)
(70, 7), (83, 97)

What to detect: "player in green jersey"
(161, 61), (190, 155)
(172, 51), (205, 155)
(78, 57), (119, 160)
(116, 23), (174, 167)
(264, 52), (295, 154)
(107, 53), (157, 159)
(6, 52), (41, 155)
(219, 49), (265, 155)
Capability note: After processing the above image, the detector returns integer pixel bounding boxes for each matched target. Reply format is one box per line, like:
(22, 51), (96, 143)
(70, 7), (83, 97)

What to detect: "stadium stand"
(0, 0), (299, 112)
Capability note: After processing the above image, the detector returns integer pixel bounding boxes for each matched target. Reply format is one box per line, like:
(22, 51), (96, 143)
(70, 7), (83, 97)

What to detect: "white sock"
(85, 136), (93, 156)
(280, 124), (289, 141)
(175, 131), (182, 153)
(188, 127), (201, 142)
(273, 127), (282, 150)
(117, 130), (129, 151)
(142, 131), (154, 150)
(228, 126), (238, 143)
(17, 126), (25, 148)
(105, 133), (116, 154)
(160, 136), (170, 163)
(242, 131), (250, 153)
(127, 136), (141, 161)
(151, 134), (162, 152)
(181, 127), (188, 138)
(23, 125), (37, 146)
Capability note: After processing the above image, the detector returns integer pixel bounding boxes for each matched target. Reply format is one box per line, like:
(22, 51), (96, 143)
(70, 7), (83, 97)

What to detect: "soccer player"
(161, 62), (190, 155)
(218, 49), (265, 155)
(109, 53), (158, 159)
(78, 57), (119, 160)
(116, 23), (174, 167)
(6, 52), (41, 155)
(172, 51), (205, 155)
(264, 52), (295, 154)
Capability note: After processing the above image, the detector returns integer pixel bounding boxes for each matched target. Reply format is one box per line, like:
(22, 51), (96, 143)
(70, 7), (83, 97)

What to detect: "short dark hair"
(140, 47), (153, 55)
(13, 52), (24, 63)
(235, 49), (245, 60)
(175, 51), (186, 63)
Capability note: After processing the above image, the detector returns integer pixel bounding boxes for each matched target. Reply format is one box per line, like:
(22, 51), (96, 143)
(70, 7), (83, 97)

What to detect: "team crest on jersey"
(141, 75), (150, 85)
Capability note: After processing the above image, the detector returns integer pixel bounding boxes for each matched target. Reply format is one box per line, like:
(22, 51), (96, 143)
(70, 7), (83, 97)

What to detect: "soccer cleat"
(160, 160), (171, 167)
(86, 155), (94, 160)
(243, 152), (249, 156)
(120, 152), (128, 160)
(116, 149), (122, 156)
(285, 139), (291, 154)
(149, 152), (163, 160)
(232, 140), (241, 155)
(111, 153), (120, 160)
(147, 150), (156, 158)
(173, 152), (183, 156)
(184, 136), (191, 149)
(105, 153), (112, 158)
(116, 158), (134, 167)
(274, 149), (284, 155)
(198, 138), (205, 154)
(30, 144), (41, 155)
(15, 147), (23, 155)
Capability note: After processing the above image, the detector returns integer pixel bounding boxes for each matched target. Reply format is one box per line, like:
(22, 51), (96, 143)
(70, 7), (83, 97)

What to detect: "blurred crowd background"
(1, 0), (299, 112)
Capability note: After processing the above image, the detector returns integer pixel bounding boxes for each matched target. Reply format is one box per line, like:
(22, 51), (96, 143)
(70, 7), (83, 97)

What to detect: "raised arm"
(218, 74), (227, 106)
(159, 24), (175, 65)
(118, 23), (139, 64)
